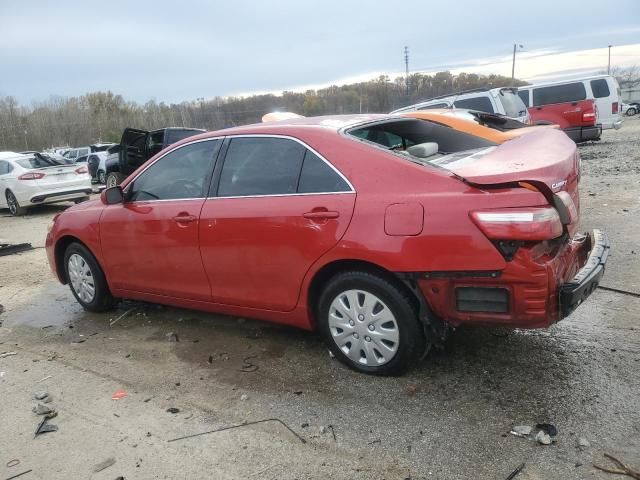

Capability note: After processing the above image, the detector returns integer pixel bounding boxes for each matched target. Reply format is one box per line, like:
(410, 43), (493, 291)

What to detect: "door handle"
(172, 214), (197, 223)
(303, 210), (340, 219)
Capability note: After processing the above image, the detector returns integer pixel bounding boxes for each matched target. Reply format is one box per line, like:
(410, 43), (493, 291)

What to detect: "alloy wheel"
(6, 192), (17, 215)
(67, 253), (96, 303)
(328, 289), (400, 366)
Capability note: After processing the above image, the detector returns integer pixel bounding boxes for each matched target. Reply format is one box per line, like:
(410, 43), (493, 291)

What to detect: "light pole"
(608, 45), (612, 74)
(511, 44), (524, 86)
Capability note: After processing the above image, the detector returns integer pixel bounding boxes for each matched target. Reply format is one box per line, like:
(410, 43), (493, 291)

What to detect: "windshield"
(498, 89), (528, 118)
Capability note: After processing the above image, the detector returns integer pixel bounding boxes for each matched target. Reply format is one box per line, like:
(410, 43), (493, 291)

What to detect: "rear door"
(100, 139), (221, 299)
(589, 77), (620, 128)
(199, 136), (356, 311)
(120, 128), (149, 175)
(531, 82), (587, 127)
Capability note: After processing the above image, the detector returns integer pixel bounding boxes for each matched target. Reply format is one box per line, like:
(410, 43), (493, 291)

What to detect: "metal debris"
(0, 243), (33, 257)
(0, 352), (17, 358)
(505, 463), (525, 480)
(32, 403), (54, 415)
(594, 453), (640, 479)
(4, 469), (33, 480)
(93, 457), (116, 473)
(239, 356), (258, 373)
(109, 307), (136, 326)
(34, 412), (58, 437)
(167, 418), (306, 444)
(510, 426), (533, 437)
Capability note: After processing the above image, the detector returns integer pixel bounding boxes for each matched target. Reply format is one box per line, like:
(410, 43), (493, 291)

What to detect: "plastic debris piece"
(510, 425), (533, 437)
(112, 390), (127, 400)
(93, 457), (116, 473)
(535, 430), (552, 445)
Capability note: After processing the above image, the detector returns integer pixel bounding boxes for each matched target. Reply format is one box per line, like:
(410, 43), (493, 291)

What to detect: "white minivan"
(391, 87), (531, 124)
(518, 75), (622, 130)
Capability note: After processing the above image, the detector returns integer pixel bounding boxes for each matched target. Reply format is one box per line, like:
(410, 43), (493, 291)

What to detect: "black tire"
(317, 271), (426, 376)
(105, 172), (125, 188)
(98, 170), (106, 184)
(627, 107), (637, 116)
(63, 242), (115, 312)
(5, 190), (27, 216)
(74, 196), (91, 204)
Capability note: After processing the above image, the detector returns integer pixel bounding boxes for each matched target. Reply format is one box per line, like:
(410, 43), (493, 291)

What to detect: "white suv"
(391, 87), (530, 124)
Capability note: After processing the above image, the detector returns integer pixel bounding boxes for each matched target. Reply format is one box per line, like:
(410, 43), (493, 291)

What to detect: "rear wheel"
(627, 107), (637, 116)
(317, 271), (426, 376)
(105, 172), (125, 188)
(64, 242), (114, 312)
(5, 190), (27, 216)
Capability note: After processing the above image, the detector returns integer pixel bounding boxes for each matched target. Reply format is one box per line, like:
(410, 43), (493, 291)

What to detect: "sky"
(1, 0), (639, 104)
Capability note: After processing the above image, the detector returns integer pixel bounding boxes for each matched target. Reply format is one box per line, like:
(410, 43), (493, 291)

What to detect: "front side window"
(217, 137), (305, 197)
(129, 140), (219, 201)
(453, 96), (495, 113)
(532, 83), (586, 106)
(591, 79), (610, 98)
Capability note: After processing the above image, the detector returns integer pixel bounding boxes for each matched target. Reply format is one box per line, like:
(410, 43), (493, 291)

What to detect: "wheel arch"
(307, 259), (420, 330)
(54, 235), (96, 284)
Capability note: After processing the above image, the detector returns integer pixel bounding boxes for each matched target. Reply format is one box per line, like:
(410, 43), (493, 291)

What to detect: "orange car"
(401, 109), (558, 143)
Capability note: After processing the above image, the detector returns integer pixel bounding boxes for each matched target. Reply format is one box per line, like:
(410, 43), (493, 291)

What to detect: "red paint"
(46, 115), (600, 331)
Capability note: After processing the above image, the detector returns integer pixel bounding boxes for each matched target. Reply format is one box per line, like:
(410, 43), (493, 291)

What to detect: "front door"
(100, 139), (220, 300)
(199, 136), (356, 311)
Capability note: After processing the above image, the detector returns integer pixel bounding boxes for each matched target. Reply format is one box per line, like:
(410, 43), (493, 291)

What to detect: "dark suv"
(105, 127), (205, 187)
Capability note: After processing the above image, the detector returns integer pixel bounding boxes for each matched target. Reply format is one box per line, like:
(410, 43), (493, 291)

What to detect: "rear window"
(590, 79), (610, 98)
(453, 96), (494, 113)
(517, 90), (530, 107)
(16, 156), (55, 169)
(497, 90), (527, 117)
(532, 83), (586, 106)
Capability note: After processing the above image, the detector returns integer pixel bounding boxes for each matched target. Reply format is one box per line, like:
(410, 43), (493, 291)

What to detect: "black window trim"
(123, 137), (223, 203)
(209, 134), (355, 199)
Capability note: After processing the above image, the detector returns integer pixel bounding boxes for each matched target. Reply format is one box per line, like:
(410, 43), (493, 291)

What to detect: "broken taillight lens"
(470, 207), (563, 241)
(18, 172), (46, 180)
(75, 166), (88, 174)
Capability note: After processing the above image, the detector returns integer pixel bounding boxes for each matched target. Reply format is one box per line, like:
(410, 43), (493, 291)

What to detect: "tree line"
(0, 71), (524, 151)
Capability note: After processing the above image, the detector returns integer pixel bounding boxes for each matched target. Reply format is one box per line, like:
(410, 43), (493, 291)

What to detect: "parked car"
(46, 114), (608, 375)
(87, 152), (108, 182)
(391, 87), (531, 124)
(63, 143), (116, 163)
(622, 103), (638, 116)
(518, 75), (622, 131)
(515, 87), (601, 143)
(0, 151), (92, 216)
(104, 127), (205, 187)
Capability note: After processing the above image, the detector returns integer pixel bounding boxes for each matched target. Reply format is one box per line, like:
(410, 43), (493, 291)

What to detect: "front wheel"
(64, 242), (114, 312)
(5, 190), (27, 216)
(105, 172), (125, 188)
(317, 271), (426, 376)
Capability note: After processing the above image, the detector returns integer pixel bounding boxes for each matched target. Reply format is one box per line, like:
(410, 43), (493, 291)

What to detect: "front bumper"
(559, 229), (609, 318)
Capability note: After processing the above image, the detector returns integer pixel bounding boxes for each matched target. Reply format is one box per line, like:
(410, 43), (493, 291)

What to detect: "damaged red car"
(45, 114), (609, 375)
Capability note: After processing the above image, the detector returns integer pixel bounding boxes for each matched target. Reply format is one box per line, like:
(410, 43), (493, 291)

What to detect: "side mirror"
(101, 186), (124, 205)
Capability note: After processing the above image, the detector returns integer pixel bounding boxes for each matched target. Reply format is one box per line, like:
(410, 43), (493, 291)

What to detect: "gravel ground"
(0, 118), (639, 479)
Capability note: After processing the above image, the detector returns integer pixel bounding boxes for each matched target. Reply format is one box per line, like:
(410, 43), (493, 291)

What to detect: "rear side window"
(532, 83), (586, 106)
(130, 140), (219, 201)
(453, 96), (494, 113)
(590, 79), (610, 98)
(298, 150), (350, 193)
(218, 137), (305, 197)
(517, 90), (530, 106)
(0, 160), (11, 174)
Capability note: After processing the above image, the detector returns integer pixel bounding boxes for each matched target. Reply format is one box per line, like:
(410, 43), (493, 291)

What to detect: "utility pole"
(511, 44), (524, 86)
(608, 45), (612, 74)
(404, 46), (409, 97)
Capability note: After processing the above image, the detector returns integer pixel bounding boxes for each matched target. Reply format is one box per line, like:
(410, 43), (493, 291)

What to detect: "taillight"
(470, 207), (563, 241)
(582, 111), (596, 122)
(18, 172), (45, 180)
(75, 166), (88, 174)
(612, 102), (618, 114)
(555, 191), (578, 225)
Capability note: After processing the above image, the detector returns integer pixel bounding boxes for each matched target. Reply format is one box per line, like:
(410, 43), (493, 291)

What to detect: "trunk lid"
(28, 164), (87, 186)
(431, 129), (580, 232)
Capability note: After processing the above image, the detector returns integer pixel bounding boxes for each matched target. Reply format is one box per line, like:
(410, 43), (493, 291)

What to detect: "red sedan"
(46, 114), (609, 375)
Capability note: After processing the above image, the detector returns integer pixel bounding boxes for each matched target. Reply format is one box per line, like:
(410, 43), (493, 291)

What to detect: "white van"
(391, 87), (531, 124)
(518, 75), (622, 130)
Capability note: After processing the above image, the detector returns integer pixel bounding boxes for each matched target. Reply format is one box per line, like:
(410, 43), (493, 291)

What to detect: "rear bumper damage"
(413, 230), (609, 329)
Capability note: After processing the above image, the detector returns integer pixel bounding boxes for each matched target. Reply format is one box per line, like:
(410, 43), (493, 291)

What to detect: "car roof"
(519, 74), (615, 89)
(0, 151), (30, 161)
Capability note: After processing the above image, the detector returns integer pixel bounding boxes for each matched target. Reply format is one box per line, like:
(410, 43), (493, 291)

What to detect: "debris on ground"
(319, 426), (326, 434)
(535, 430), (552, 445)
(505, 463), (525, 480)
(166, 407), (180, 414)
(239, 356), (258, 373)
(240, 394), (249, 401)
(405, 383), (417, 396)
(33, 392), (50, 402)
(0, 304), (4, 315)
(577, 437), (590, 449)
(6, 459), (20, 468)
(535, 423), (558, 437)
(111, 390), (127, 400)
(34, 412), (58, 436)
(510, 426), (533, 437)
(593, 453), (640, 479)
(166, 332), (179, 342)
(109, 307), (136, 326)
(93, 457), (116, 473)
(35, 375), (52, 384)
(167, 418), (306, 444)
(0, 242), (33, 257)
(0, 351), (17, 358)
(32, 403), (54, 415)
(4, 469), (33, 479)
(328, 425), (336, 441)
